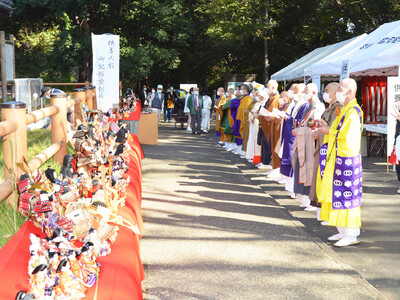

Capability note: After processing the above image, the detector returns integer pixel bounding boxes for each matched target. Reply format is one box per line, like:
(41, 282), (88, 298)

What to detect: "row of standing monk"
(214, 78), (363, 247)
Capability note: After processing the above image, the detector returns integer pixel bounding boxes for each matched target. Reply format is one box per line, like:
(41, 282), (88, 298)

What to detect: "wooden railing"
(43, 81), (91, 87)
(0, 86), (97, 204)
(42, 82), (97, 110)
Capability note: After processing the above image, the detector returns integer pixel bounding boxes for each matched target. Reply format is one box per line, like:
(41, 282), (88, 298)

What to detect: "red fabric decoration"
(122, 102), (142, 121)
(362, 76), (387, 123)
(0, 134), (145, 300)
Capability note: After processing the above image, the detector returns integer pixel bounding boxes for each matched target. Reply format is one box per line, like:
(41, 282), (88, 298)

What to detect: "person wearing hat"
(163, 86), (176, 123)
(150, 84), (164, 119)
(40, 86), (72, 122)
(40, 86), (69, 99)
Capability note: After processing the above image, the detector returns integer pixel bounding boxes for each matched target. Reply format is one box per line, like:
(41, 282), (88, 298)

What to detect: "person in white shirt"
(184, 88), (194, 131)
(150, 84), (164, 119)
(201, 92), (212, 133)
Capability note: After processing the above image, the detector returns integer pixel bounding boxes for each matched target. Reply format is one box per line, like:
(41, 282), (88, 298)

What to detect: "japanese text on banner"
(92, 34), (120, 111)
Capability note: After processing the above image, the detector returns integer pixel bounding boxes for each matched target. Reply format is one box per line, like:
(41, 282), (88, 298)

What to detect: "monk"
(278, 83), (308, 198)
(232, 84), (253, 156)
(243, 90), (257, 155)
(221, 88), (236, 151)
(309, 82), (342, 224)
(215, 87), (227, 145)
(317, 78), (363, 247)
(257, 80), (280, 170)
(291, 83), (325, 209)
(228, 88), (242, 152)
(247, 89), (268, 163)
(271, 91), (291, 181)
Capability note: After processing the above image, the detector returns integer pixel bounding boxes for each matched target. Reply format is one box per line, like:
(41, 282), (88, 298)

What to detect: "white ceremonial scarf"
(288, 99), (307, 116)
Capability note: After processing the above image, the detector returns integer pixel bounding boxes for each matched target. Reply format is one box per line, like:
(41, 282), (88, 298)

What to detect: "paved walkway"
(140, 122), (388, 300)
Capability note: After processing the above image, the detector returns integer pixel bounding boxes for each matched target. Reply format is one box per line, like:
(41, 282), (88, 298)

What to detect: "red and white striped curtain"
(362, 76), (387, 123)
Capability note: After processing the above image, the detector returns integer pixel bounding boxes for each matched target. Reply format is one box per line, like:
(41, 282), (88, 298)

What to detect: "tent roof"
(312, 20), (400, 79)
(0, 0), (12, 17)
(271, 35), (366, 82)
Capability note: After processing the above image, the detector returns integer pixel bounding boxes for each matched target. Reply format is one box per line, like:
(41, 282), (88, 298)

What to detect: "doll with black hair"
(115, 125), (128, 144)
(60, 155), (74, 179)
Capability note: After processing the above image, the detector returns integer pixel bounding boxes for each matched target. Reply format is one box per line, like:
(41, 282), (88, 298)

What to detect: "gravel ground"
(140, 122), (385, 300)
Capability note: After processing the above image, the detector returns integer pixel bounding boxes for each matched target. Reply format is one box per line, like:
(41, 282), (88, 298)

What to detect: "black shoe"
(192, 132), (196, 135)
(197, 132), (201, 135)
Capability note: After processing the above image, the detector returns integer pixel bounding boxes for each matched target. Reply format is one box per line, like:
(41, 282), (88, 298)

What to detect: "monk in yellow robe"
(232, 84), (253, 155)
(243, 90), (257, 152)
(221, 88), (236, 151)
(215, 87), (226, 144)
(317, 78), (363, 247)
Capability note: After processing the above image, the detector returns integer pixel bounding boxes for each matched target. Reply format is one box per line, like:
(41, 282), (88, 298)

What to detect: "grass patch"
(0, 128), (75, 248)
(0, 201), (26, 248)
(0, 128), (75, 180)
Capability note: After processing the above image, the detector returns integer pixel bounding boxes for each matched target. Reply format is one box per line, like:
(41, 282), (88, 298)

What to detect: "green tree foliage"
(2, 0), (400, 90)
(4, 0), (196, 87)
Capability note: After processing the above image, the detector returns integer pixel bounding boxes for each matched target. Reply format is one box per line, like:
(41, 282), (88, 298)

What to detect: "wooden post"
(90, 86), (97, 110)
(387, 156), (389, 173)
(0, 31), (7, 102)
(73, 88), (86, 124)
(1, 101), (27, 205)
(50, 93), (67, 164)
(84, 86), (93, 111)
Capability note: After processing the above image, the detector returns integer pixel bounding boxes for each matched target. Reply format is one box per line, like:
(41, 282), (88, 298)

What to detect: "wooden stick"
(387, 156), (389, 173)
(100, 165), (109, 208)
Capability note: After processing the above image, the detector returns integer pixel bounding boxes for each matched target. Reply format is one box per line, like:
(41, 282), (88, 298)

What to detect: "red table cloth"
(0, 134), (145, 300)
(123, 102), (142, 121)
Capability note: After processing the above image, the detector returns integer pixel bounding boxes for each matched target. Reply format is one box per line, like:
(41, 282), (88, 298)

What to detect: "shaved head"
(306, 83), (318, 95)
(341, 78), (357, 94)
(325, 82), (339, 94)
(266, 79), (279, 96)
(293, 83), (305, 94)
(267, 80), (278, 90)
(280, 91), (290, 104)
(339, 78), (357, 105)
(324, 82), (340, 104)
(297, 83), (306, 93)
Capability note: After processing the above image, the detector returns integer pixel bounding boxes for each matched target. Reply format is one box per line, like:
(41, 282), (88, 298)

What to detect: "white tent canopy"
(271, 35), (366, 82)
(312, 20), (400, 79)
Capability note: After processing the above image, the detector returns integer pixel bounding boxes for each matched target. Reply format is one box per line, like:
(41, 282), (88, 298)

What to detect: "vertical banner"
(92, 33), (120, 111)
(340, 59), (350, 81)
(387, 77), (400, 155)
(312, 75), (321, 93)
